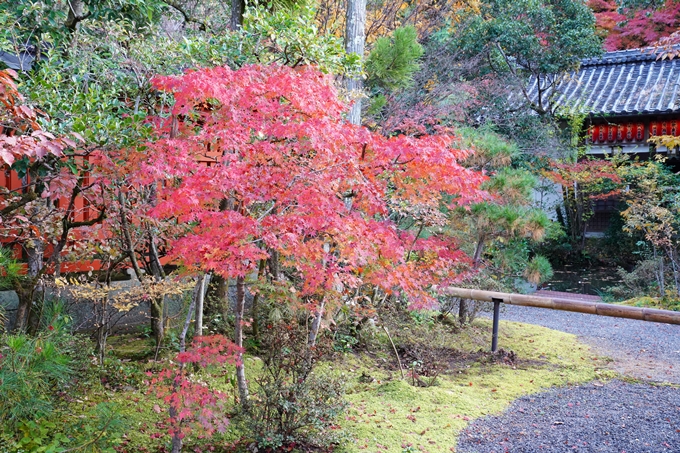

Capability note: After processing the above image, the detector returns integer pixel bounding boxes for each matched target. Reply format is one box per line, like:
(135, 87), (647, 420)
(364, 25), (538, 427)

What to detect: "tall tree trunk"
(653, 245), (665, 296)
(230, 0), (245, 31)
(575, 184), (587, 252)
(251, 260), (266, 342)
(118, 191), (143, 280)
(235, 276), (249, 408)
(205, 275), (229, 332)
(268, 249), (282, 281)
(65, 0), (87, 30)
(150, 298), (164, 349)
(459, 237), (485, 325)
(13, 238), (44, 333)
(12, 284), (33, 333)
(344, 0), (366, 125)
(308, 298), (326, 347)
(458, 297), (469, 325)
(95, 294), (110, 365)
(194, 274), (210, 337)
(26, 239), (44, 278)
(148, 232), (166, 350)
(309, 243), (331, 346)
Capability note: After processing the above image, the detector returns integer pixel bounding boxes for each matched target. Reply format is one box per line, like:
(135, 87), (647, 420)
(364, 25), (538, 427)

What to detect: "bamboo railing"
(442, 287), (680, 326)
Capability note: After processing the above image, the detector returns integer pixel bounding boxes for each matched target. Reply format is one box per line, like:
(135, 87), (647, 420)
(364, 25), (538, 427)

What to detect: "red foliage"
(590, 0), (680, 50)
(140, 64), (486, 308)
(147, 335), (241, 441)
(546, 159), (622, 199)
(0, 69), (74, 168)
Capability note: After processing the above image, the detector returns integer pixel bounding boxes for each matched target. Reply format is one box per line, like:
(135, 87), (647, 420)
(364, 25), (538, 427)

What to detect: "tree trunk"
(26, 239), (44, 278)
(344, 0), (366, 125)
(118, 190), (143, 280)
(169, 379), (183, 453)
(458, 298), (469, 325)
(230, 0), (245, 31)
(268, 249), (282, 281)
(195, 274), (210, 337)
(459, 237), (485, 325)
(251, 260), (266, 342)
(95, 295), (109, 365)
(235, 276), (249, 408)
(65, 0), (87, 30)
(147, 232), (166, 350)
(205, 275), (229, 332)
(653, 245), (665, 296)
(12, 284), (33, 333)
(308, 298), (326, 347)
(13, 239), (44, 333)
(150, 298), (164, 349)
(309, 243), (331, 345)
(170, 432), (182, 453)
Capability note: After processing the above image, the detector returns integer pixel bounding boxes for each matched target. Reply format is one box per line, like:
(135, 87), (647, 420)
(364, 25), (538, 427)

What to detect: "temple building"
(526, 47), (680, 234)
(526, 47), (680, 158)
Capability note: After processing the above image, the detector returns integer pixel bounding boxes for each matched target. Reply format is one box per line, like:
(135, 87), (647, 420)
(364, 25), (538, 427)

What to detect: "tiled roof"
(525, 47), (680, 116)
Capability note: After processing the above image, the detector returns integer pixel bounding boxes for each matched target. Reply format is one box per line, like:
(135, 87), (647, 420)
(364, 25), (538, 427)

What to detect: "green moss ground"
(617, 296), (680, 311)
(89, 319), (612, 452)
(336, 319), (613, 453)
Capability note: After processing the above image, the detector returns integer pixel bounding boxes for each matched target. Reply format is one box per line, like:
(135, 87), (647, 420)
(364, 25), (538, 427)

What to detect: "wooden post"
(491, 298), (502, 352)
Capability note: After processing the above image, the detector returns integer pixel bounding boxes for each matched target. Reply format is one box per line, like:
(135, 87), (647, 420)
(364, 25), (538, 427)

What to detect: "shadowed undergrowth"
(84, 318), (611, 452)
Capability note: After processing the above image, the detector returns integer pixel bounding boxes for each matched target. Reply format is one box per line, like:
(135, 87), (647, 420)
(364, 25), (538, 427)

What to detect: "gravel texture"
(491, 304), (680, 384)
(456, 304), (680, 452)
(457, 380), (680, 453)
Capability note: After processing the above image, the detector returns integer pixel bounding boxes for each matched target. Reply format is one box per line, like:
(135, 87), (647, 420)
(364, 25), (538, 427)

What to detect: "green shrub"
(240, 321), (347, 451)
(0, 304), (125, 452)
(100, 357), (145, 390)
(0, 333), (73, 427)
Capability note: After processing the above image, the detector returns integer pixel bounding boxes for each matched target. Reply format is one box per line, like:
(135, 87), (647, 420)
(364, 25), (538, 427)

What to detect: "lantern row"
(589, 120), (680, 144)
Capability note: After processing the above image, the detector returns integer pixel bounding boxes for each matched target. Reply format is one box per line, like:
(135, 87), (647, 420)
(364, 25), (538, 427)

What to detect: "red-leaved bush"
(147, 335), (241, 451)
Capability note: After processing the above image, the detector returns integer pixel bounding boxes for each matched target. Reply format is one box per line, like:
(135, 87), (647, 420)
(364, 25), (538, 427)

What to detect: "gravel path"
(457, 303), (680, 452)
(457, 380), (680, 453)
(492, 304), (680, 384)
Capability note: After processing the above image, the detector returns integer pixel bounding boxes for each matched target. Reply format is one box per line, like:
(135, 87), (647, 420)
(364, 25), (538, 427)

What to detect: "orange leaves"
(545, 159), (622, 200)
(144, 64), (485, 306)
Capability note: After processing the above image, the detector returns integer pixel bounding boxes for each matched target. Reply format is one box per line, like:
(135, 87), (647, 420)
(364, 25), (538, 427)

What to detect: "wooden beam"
(442, 287), (680, 326)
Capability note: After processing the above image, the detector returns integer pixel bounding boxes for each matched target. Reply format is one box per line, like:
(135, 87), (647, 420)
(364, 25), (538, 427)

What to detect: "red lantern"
(607, 124), (616, 142)
(651, 122), (660, 137)
(625, 123), (634, 141)
(616, 124), (625, 141)
(671, 120), (678, 136)
(590, 125), (598, 143)
(635, 123), (645, 141)
(661, 121), (668, 135)
(597, 125), (605, 142)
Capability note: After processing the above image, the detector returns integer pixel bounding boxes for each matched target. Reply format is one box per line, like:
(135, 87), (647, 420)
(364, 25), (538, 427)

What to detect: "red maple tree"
(143, 64), (485, 304)
(147, 335), (241, 453)
(138, 63), (485, 405)
(589, 0), (680, 50)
